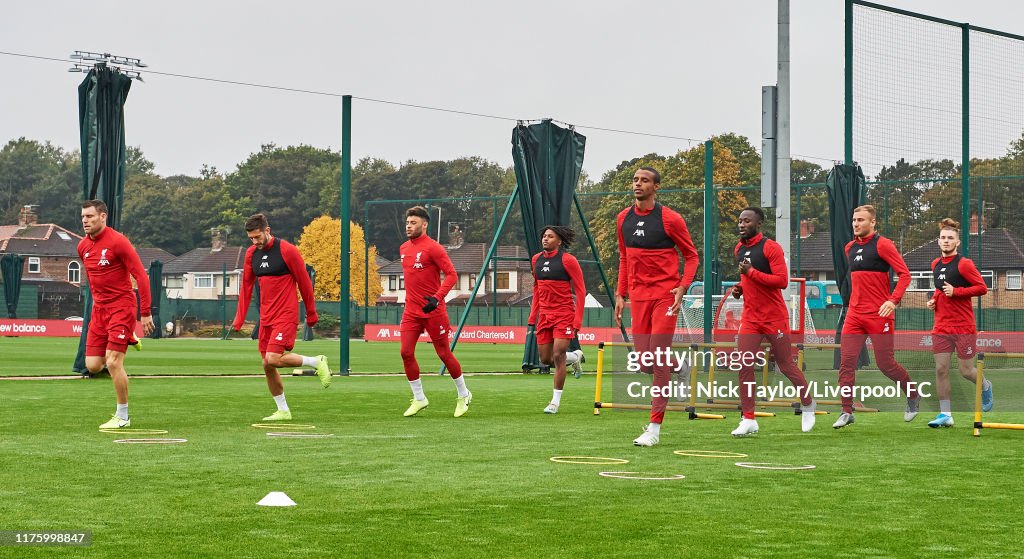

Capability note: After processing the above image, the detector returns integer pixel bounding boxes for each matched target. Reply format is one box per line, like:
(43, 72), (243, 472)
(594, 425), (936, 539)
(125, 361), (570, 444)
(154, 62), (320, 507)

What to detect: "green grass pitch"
(0, 337), (1022, 557)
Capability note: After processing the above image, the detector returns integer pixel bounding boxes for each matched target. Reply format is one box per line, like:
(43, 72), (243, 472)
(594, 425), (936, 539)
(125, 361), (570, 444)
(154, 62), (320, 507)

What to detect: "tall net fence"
(849, 1), (1024, 339)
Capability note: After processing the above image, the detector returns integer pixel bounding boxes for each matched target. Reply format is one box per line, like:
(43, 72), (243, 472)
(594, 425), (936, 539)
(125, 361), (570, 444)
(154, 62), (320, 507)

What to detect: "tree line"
(3, 132), (1022, 299)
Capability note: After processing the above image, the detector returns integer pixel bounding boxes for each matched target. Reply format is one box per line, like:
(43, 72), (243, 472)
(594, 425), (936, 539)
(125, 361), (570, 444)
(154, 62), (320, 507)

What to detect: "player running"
(529, 226), (587, 414)
(233, 213), (330, 422)
(398, 206), (472, 418)
(79, 200), (155, 429)
(729, 207), (816, 436)
(833, 205), (919, 429)
(926, 218), (992, 427)
(614, 167), (699, 446)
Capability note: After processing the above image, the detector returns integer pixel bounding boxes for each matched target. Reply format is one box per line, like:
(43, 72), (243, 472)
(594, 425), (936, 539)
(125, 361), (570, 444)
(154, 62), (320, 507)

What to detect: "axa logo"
(633, 220), (646, 237)
(260, 261), (270, 268)
(378, 328), (391, 338)
(275, 332), (283, 341)
(938, 273), (946, 280)
(413, 252), (424, 269)
(541, 266), (550, 272)
(98, 248), (110, 266)
(854, 255), (864, 261)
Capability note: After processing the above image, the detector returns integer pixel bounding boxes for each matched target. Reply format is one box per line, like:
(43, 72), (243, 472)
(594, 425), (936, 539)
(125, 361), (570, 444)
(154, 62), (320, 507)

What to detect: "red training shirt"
(845, 232), (910, 315)
(233, 236), (316, 329)
(529, 249), (586, 330)
(78, 226), (152, 314)
(616, 202), (699, 301)
(734, 233), (790, 324)
(400, 234), (457, 320)
(931, 254), (986, 332)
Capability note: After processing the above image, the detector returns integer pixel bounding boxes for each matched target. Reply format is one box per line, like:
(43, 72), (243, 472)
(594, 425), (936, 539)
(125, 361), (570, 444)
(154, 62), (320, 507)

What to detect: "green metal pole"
(883, 182), (888, 238)
(340, 95), (352, 374)
(977, 179), (983, 331)
(492, 198), (498, 325)
(451, 189), (519, 354)
(364, 203), (369, 325)
(703, 140), (714, 344)
(961, 23), (971, 257)
(573, 194), (629, 340)
(795, 184), (801, 276)
(221, 262), (228, 340)
(845, 0), (854, 166)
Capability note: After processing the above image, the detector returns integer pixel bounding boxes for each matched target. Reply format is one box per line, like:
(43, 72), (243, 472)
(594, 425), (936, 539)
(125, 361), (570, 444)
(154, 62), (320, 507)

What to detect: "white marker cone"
(258, 491), (296, 507)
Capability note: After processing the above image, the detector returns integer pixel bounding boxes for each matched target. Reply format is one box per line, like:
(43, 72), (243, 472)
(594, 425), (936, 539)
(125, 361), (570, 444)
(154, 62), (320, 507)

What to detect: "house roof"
(164, 246), (248, 274)
(792, 232), (836, 272)
(0, 224), (83, 256)
(137, 247), (177, 269)
(903, 228), (1024, 270)
(375, 255), (391, 269)
(378, 243), (533, 275)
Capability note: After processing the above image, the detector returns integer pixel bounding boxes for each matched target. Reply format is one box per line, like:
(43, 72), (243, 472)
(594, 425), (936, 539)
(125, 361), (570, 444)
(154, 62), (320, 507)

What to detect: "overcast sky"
(2, 1), (1021, 181)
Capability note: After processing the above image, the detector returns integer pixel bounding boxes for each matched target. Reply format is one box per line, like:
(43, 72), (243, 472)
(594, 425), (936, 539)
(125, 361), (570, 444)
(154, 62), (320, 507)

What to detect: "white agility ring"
(599, 472), (686, 480)
(266, 432), (335, 438)
(673, 450), (748, 458)
(250, 423), (316, 430)
(549, 456), (629, 465)
(113, 438), (188, 444)
(735, 462), (816, 470)
(99, 429), (169, 435)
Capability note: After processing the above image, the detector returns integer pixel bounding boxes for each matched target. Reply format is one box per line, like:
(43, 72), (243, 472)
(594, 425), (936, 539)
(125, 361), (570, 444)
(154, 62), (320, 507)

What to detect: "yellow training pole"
(688, 347), (700, 408)
(594, 343), (606, 415)
(973, 354), (984, 436)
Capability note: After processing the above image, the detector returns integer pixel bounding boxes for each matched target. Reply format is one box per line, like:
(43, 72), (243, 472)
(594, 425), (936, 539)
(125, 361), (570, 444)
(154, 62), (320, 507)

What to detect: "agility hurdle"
(973, 353), (1024, 437)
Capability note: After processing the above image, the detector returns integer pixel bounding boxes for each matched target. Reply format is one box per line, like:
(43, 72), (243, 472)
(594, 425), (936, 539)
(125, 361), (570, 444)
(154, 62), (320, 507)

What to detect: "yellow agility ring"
(735, 462), (816, 470)
(250, 423), (316, 430)
(113, 438), (188, 444)
(99, 429), (169, 435)
(549, 456), (630, 465)
(598, 472), (686, 480)
(673, 450), (748, 458)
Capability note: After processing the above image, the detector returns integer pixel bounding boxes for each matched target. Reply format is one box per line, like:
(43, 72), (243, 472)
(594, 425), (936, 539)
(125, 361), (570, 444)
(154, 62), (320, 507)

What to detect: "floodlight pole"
(776, 0), (792, 259)
(68, 50), (146, 80)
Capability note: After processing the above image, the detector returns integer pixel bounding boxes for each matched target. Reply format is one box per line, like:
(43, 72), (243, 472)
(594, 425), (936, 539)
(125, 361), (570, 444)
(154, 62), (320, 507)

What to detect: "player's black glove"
(422, 296), (439, 313)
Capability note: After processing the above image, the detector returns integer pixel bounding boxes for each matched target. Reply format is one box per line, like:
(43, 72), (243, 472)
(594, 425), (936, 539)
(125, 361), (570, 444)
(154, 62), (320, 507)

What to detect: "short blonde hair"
(853, 205), (876, 218)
